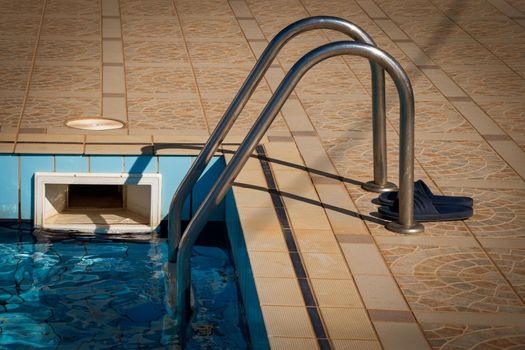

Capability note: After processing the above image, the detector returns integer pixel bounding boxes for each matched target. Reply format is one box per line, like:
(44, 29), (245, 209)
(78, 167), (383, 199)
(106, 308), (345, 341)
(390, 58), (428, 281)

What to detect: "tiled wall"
(225, 190), (269, 350)
(0, 154), (225, 222)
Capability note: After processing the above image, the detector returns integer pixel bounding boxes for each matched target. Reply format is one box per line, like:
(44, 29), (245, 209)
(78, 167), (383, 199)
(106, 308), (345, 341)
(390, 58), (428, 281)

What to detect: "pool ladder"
(167, 16), (424, 335)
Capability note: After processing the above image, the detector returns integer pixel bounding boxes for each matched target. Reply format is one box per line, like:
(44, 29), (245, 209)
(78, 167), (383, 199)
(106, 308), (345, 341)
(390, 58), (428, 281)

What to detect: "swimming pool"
(0, 222), (249, 349)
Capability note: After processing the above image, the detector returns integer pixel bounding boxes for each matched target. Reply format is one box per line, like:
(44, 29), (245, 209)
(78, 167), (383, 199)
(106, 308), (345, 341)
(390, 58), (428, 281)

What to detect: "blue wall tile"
(124, 155), (156, 174)
(90, 156), (123, 173)
(55, 155), (88, 173)
(0, 155), (19, 219)
(20, 155), (54, 220)
(192, 157), (225, 221)
(158, 156), (192, 221)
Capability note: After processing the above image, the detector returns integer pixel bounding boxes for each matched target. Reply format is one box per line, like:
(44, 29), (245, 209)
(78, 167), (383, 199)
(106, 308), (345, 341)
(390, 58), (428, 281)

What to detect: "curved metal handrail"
(168, 16), (395, 263)
(174, 41), (425, 327)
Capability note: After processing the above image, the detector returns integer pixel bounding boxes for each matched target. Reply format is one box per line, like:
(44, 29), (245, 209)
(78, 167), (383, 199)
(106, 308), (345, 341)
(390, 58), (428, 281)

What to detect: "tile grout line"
(239, 3), (427, 345)
(226, 0), (289, 138)
(115, 0), (130, 135)
(355, 0), (525, 181)
(256, 145), (332, 350)
(99, 0), (104, 128)
(460, 213), (525, 306)
(288, 3), (440, 338)
(13, 0), (49, 151)
(170, 0), (212, 136)
(364, 0), (525, 181)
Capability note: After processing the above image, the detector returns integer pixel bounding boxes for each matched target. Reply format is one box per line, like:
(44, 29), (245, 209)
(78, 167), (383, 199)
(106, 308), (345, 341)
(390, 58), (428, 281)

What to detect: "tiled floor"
(1, 0), (525, 349)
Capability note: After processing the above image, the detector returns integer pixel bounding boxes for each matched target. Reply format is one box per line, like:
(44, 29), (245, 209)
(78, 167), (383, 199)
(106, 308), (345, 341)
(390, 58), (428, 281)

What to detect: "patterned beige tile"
(202, 95), (288, 132)
(397, 16), (472, 45)
(46, 0), (100, 17)
(46, 0), (101, 17)
(486, 248), (525, 300)
(380, 244), (525, 313)
(432, 0), (503, 18)
(484, 40), (525, 77)
(187, 41), (254, 66)
(21, 96), (100, 128)
(122, 16), (183, 39)
(390, 100), (475, 134)
(320, 136), (426, 184)
(0, 16), (41, 36)
(42, 17), (100, 39)
(301, 0), (365, 18)
(0, 0), (44, 16)
(422, 323), (525, 350)
(180, 17), (244, 42)
(295, 64), (368, 99)
(37, 38), (100, 63)
(359, 62), (445, 102)
(194, 66), (271, 98)
(447, 188), (525, 239)
(247, 0), (306, 24)
(421, 40), (501, 68)
(303, 98), (374, 133)
(456, 17), (525, 43)
(31, 65), (100, 92)
(444, 65), (525, 100)
(120, 0), (174, 17)
(415, 139), (520, 182)
(125, 66), (196, 94)
(174, 0), (233, 17)
(127, 95), (206, 131)
(0, 65), (31, 91)
(124, 39), (189, 64)
(478, 100), (525, 147)
(0, 96), (24, 128)
(0, 37), (36, 62)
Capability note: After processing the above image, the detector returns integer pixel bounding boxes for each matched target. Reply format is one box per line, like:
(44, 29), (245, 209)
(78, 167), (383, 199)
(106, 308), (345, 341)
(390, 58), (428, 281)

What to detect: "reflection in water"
(0, 223), (248, 349)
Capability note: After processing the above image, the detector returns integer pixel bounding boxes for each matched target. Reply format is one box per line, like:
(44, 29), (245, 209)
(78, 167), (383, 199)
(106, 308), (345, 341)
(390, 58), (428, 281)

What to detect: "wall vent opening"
(35, 173), (162, 233)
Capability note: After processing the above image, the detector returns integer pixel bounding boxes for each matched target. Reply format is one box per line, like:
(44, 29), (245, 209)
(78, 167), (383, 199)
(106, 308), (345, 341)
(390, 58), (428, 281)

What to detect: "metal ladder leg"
(174, 41), (424, 333)
(167, 16), (395, 263)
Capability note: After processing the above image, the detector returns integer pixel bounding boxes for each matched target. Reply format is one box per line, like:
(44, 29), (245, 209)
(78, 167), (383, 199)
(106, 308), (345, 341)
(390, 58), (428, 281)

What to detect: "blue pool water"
(0, 223), (249, 349)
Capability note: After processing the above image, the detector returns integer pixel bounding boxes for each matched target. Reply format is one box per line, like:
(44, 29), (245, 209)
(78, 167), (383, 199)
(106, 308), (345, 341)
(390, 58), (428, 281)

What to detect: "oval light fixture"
(65, 117), (125, 131)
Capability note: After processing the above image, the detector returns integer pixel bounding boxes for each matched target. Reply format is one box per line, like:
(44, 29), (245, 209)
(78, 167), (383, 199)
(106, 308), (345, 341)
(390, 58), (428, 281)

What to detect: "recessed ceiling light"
(65, 117), (125, 131)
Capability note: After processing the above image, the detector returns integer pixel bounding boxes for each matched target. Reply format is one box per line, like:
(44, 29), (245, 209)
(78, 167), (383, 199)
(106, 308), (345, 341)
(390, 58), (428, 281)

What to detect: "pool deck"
(1, 0), (525, 348)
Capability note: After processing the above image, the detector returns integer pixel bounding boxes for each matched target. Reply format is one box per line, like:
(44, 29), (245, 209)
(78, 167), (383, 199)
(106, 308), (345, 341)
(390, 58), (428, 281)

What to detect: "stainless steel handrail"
(174, 41), (425, 327)
(167, 16), (396, 263)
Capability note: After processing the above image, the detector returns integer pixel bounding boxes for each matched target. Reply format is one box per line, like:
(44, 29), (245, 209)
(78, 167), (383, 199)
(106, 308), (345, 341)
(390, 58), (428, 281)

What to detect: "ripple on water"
(0, 231), (249, 349)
